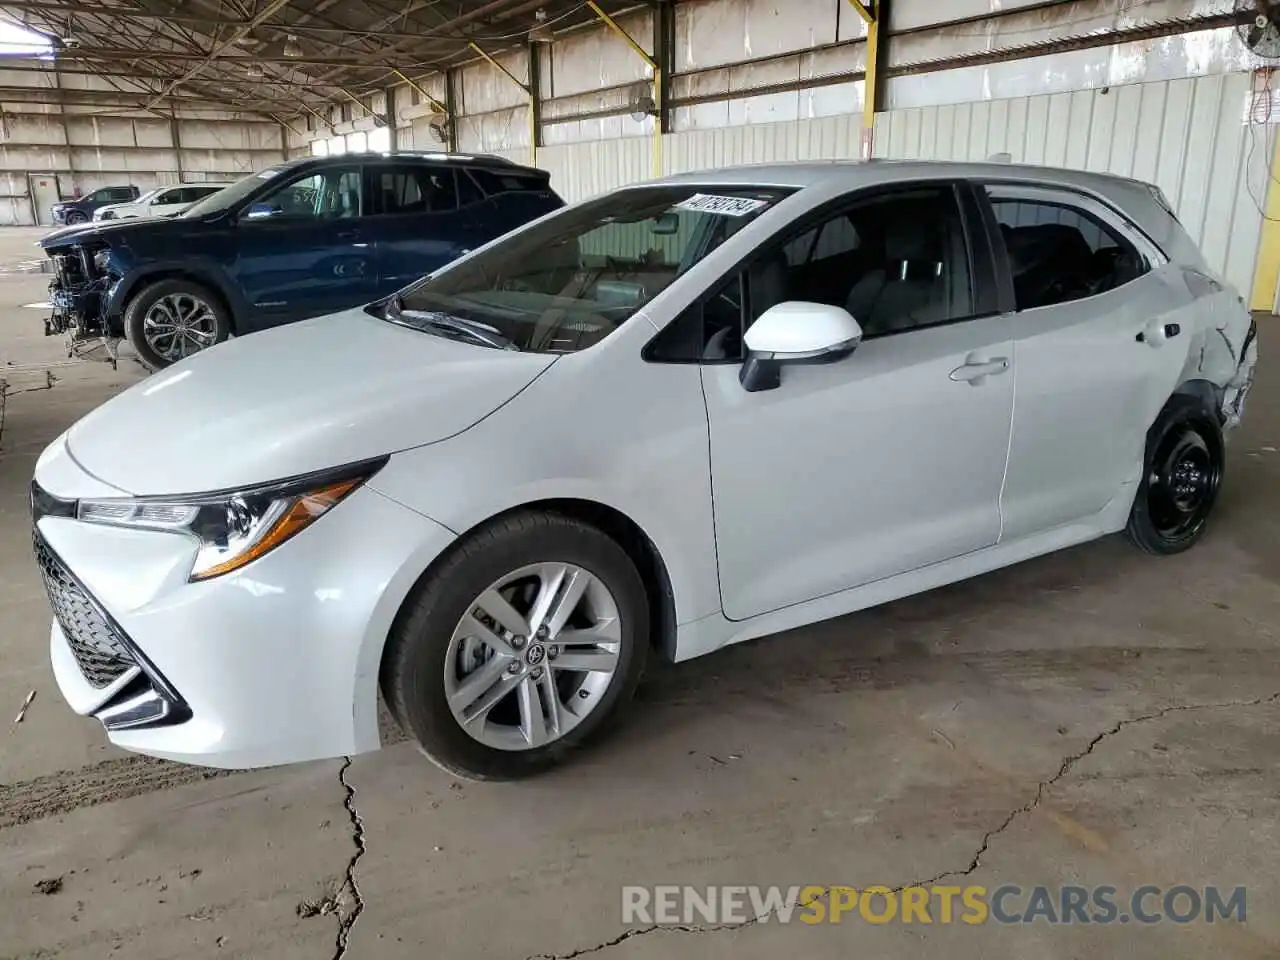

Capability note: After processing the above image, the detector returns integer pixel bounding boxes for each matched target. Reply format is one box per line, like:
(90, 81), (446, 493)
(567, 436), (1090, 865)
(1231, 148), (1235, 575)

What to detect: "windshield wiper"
(385, 296), (516, 350)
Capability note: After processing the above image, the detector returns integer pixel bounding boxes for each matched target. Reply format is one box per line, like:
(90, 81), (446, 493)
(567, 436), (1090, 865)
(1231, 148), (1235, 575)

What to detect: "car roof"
(650, 158), (1158, 196)
(280, 151), (546, 175)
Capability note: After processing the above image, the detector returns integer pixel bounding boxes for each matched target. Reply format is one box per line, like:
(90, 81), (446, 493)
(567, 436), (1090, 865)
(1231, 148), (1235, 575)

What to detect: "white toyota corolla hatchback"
(32, 161), (1258, 780)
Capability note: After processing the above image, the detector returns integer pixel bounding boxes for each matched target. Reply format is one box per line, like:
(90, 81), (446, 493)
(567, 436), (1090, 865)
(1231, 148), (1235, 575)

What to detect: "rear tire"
(382, 511), (649, 781)
(123, 278), (232, 372)
(1125, 395), (1225, 555)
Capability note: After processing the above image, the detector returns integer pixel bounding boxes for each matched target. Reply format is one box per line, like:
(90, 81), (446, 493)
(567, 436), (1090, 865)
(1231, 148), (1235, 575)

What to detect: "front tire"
(1126, 395), (1225, 555)
(382, 512), (649, 781)
(123, 278), (232, 371)
(65, 211), (87, 225)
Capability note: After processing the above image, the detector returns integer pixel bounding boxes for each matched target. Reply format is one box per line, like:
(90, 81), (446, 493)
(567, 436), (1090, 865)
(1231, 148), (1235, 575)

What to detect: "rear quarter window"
(469, 168), (550, 196)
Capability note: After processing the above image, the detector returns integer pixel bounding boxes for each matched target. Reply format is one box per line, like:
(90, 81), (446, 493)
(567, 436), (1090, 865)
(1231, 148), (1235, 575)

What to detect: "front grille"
(32, 531), (136, 688)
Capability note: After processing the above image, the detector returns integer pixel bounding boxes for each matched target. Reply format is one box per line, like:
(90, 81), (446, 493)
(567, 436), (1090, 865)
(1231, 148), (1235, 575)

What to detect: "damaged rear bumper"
(1221, 317), (1258, 431)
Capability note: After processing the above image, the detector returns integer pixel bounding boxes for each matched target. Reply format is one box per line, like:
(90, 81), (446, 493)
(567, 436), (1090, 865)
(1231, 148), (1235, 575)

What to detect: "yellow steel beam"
(299, 100), (335, 133)
(847, 0), (874, 24)
(468, 42), (530, 93)
(392, 68), (448, 116)
(339, 87), (379, 118)
(861, 5), (879, 159)
(468, 42), (536, 165)
(1250, 127), (1280, 312)
(587, 0), (661, 177)
(586, 1), (657, 68)
(268, 112), (306, 138)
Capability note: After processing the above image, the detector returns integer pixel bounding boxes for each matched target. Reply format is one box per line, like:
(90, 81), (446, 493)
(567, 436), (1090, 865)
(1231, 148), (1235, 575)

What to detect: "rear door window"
(986, 189), (1152, 310)
(371, 165), (459, 215)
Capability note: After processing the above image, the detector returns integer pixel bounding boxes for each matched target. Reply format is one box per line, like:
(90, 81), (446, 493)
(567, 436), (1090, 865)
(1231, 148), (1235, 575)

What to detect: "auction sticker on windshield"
(674, 194), (770, 217)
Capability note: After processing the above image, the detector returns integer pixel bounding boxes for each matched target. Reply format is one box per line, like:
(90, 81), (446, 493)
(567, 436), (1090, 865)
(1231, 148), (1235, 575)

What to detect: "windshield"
(181, 167), (286, 218)
(127, 189), (161, 205)
(386, 184), (790, 353)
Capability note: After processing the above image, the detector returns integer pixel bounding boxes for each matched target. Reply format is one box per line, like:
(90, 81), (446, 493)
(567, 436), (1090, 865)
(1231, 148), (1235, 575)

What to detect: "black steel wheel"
(1126, 396), (1225, 555)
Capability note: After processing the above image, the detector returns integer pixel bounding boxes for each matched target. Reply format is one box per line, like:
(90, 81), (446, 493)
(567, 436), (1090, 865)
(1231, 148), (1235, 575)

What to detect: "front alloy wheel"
(445, 563), (622, 751)
(383, 512), (649, 780)
(143, 292), (219, 362)
(123, 278), (232, 372)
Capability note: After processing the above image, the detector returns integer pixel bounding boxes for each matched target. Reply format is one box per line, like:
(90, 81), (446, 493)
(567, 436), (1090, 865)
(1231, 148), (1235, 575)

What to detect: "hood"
(40, 215), (192, 250)
(64, 308), (557, 495)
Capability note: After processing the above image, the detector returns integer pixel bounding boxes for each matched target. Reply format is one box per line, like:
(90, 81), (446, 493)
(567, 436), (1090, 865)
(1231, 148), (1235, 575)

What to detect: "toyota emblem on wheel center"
(525, 643), (546, 666)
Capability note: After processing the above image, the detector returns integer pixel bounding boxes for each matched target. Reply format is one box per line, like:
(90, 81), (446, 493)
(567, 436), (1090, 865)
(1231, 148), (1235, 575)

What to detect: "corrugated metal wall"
(0, 66), (288, 226)
(874, 72), (1274, 299)
(538, 71), (1273, 301)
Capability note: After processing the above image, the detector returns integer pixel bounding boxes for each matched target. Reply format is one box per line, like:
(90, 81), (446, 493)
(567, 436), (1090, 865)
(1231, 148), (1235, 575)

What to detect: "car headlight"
(74, 458), (386, 581)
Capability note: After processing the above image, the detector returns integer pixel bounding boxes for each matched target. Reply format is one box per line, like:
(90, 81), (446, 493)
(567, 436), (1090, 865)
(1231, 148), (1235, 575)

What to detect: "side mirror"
(739, 301), (862, 393)
(245, 201), (282, 220)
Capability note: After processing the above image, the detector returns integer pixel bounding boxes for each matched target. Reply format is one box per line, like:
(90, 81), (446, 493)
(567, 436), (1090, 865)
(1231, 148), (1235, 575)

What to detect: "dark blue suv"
(40, 153), (563, 370)
(51, 184), (141, 225)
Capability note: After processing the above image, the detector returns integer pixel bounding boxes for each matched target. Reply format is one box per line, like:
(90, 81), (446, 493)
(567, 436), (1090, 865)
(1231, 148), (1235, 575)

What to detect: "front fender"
(106, 260), (248, 324)
(369, 424), (722, 632)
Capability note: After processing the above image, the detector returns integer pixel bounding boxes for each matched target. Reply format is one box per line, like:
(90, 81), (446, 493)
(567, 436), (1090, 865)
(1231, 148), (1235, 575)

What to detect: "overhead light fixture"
(283, 34), (302, 57)
(529, 8), (553, 44)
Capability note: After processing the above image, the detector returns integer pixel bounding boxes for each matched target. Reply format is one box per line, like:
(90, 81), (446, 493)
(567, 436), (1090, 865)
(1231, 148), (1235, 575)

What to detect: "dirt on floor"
(0, 231), (1278, 959)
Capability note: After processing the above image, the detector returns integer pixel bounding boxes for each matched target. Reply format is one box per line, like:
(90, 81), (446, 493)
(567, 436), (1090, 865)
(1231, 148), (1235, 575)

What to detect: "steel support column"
(528, 42), (543, 165)
(587, 1), (661, 177)
(847, 0), (883, 160)
(655, 0), (674, 139)
(170, 113), (184, 181)
(445, 69), (459, 152)
(383, 86), (398, 152)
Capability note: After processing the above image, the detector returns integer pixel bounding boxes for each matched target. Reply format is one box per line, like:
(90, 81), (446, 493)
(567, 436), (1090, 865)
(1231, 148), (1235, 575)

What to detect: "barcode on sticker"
(673, 194), (768, 217)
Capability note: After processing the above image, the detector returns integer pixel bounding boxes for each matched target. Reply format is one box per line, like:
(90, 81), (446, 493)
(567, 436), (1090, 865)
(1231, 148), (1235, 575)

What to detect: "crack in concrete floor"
(333, 757), (367, 960)
(523, 691), (1280, 959)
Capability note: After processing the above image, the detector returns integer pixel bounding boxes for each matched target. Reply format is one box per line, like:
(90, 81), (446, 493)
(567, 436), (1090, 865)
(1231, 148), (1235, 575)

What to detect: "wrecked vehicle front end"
(41, 235), (127, 368)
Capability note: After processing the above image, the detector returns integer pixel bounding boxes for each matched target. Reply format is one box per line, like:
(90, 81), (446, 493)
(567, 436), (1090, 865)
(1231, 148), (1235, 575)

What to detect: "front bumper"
(32, 448), (458, 769)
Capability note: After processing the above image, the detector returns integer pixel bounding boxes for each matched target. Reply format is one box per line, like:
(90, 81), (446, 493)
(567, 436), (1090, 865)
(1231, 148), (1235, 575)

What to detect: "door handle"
(336, 229), (360, 241)
(1136, 321), (1181, 346)
(950, 357), (1010, 385)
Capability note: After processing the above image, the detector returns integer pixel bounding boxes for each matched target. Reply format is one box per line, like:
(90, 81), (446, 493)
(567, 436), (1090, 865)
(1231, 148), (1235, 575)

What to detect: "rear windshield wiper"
(385, 296), (516, 350)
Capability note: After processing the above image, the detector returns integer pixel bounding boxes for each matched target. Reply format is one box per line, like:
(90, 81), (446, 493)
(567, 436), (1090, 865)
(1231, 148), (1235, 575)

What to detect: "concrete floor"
(1, 226), (1278, 959)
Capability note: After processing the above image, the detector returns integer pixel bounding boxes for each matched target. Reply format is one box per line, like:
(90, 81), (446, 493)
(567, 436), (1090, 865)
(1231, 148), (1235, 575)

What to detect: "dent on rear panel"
(1176, 293), (1257, 429)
